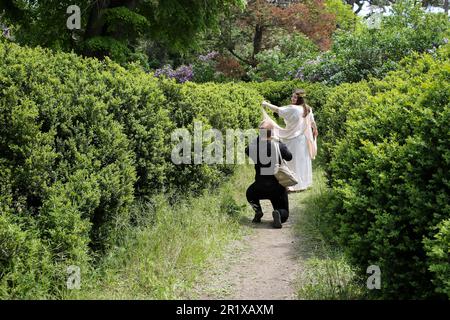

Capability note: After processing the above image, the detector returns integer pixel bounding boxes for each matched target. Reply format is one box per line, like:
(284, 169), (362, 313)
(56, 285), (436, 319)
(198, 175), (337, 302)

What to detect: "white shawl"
(262, 106), (317, 159)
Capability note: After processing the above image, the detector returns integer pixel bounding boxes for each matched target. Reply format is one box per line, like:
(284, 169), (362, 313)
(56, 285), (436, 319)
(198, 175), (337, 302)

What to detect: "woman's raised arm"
(262, 101), (281, 113)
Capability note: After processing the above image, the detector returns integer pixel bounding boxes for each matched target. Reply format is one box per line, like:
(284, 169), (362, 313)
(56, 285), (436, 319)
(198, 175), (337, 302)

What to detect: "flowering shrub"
(301, 1), (450, 85)
(173, 65), (194, 83)
(215, 55), (246, 80)
(154, 64), (194, 83)
(198, 51), (219, 62)
(154, 51), (239, 84)
(192, 51), (219, 83)
(192, 51), (245, 83)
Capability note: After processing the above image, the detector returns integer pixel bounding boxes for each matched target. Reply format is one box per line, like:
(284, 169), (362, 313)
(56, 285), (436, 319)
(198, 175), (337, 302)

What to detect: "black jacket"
(245, 137), (292, 184)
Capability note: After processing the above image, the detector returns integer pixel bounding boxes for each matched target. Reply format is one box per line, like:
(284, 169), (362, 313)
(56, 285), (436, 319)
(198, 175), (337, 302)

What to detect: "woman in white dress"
(261, 89), (318, 192)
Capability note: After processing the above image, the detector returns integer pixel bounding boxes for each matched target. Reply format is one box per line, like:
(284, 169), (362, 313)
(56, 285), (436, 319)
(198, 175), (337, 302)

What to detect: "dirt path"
(193, 198), (306, 300)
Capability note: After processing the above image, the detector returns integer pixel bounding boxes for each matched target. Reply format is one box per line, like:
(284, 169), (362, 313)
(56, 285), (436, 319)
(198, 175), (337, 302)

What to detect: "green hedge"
(0, 43), (139, 297)
(157, 79), (263, 193)
(247, 80), (330, 112)
(324, 46), (450, 299)
(319, 81), (372, 176)
(424, 218), (450, 297)
(4, 39), (447, 300)
(0, 42), (263, 298)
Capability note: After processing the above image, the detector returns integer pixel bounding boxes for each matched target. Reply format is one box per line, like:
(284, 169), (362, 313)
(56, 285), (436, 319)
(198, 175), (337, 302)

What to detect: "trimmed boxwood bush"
(424, 219), (450, 298)
(0, 41), (264, 298)
(319, 81), (372, 175)
(246, 80), (330, 112)
(158, 79), (264, 193)
(0, 43), (138, 297)
(325, 46), (450, 299)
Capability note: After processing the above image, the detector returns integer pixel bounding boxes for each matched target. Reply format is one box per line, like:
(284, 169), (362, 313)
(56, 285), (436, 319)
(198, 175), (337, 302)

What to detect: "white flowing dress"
(263, 105), (316, 191)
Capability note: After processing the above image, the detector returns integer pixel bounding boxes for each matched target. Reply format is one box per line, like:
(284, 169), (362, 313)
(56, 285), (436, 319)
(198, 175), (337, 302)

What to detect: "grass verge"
(293, 167), (369, 300)
(64, 165), (254, 299)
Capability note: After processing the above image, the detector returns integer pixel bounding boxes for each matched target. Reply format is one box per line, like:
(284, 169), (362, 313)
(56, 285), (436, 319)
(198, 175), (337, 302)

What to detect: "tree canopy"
(0, 0), (244, 63)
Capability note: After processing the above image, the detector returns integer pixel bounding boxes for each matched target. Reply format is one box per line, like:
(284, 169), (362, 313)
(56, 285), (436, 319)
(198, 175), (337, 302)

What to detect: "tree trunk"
(84, 0), (110, 40)
(124, 0), (138, 9)
(252, 24), (264, 66)
(83, 0), (140, 57)
(444, 0), (449, 14)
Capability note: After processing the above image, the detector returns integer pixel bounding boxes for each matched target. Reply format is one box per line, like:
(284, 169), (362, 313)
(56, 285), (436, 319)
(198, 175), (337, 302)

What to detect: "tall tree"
(279, 0), (337, 50)
(0, 0), (244, 63)
(219, 0), (337, 67)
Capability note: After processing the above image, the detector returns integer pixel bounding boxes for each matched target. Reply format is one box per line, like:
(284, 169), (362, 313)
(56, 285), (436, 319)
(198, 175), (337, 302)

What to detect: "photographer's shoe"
(272, 210), (282, 229)
(252, 211), (263, 223)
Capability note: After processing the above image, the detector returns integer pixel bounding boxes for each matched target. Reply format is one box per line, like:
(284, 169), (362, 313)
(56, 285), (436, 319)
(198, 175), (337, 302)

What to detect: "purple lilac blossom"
(295, 67), (305, 80)
(175, 65), (194, 83)
(154, 64), (194, 83)
(198, 51), (219, 62)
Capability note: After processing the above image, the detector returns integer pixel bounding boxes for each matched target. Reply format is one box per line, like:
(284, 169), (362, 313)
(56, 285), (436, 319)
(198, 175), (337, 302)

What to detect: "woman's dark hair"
(259, 120), (272, 138)
(292, 89), (310, 118)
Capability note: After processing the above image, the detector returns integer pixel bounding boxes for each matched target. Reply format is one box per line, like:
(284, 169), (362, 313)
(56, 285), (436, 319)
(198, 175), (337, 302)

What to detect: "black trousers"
(246, 180), (289, 223)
